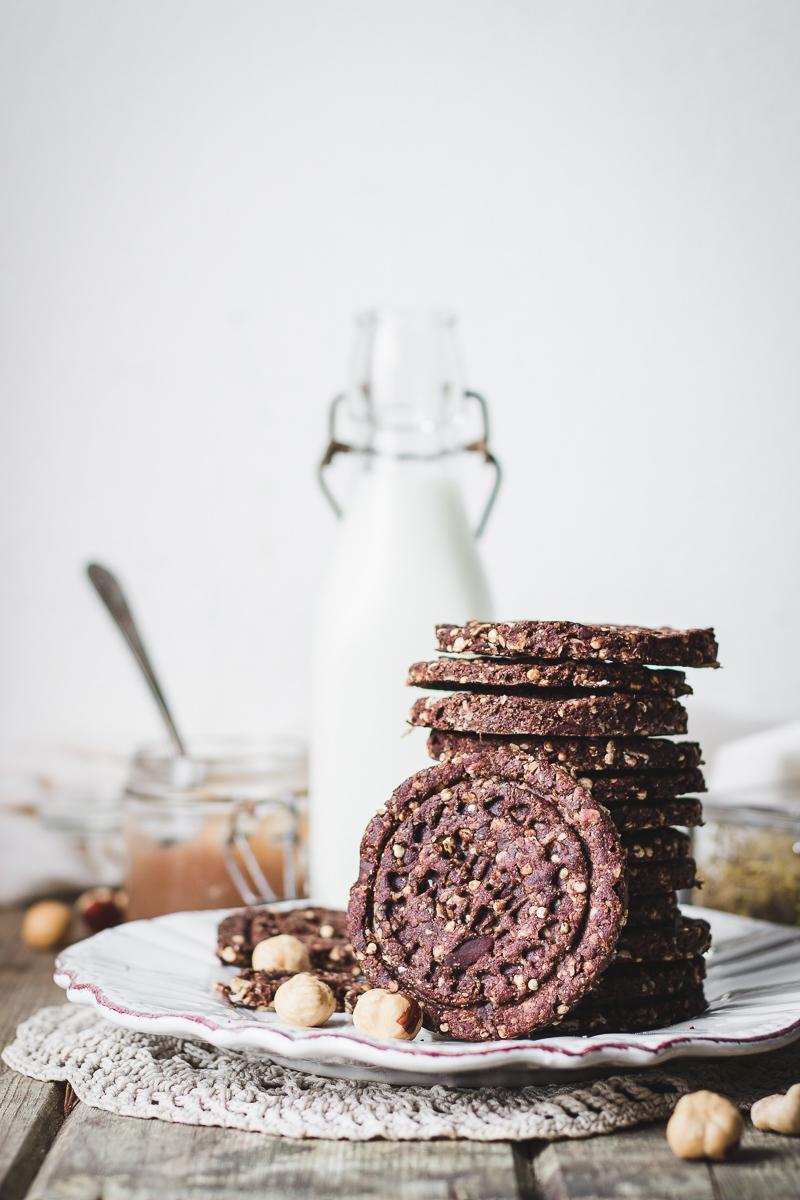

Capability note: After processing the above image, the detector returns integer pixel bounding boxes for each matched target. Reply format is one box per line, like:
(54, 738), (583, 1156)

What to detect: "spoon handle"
(86, 562), (187, 757)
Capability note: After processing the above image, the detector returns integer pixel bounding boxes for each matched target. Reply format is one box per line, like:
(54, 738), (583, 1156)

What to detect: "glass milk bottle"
(310, 309), (501, 907)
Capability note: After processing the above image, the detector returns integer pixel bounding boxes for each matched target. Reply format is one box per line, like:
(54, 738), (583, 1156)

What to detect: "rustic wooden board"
(531, 1124), (717, 1200)
(712, 1128), (800, 1200)
(25, 1102), (527, 1200)
(0, 907), (67, 1200)
(529, 1121), (800, 1200)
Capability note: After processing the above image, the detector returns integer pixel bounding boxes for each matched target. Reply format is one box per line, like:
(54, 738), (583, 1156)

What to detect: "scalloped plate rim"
(53, 903), (800, 1080)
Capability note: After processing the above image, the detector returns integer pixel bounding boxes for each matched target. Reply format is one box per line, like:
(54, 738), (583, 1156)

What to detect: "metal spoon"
(85, 563), (278, 902)
(86, 562), (187, 757)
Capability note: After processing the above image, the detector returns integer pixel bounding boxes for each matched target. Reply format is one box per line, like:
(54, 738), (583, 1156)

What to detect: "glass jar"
(692, 787), (800, 926)
(123, 737), (307, 919)
(0, 747), (126, 903)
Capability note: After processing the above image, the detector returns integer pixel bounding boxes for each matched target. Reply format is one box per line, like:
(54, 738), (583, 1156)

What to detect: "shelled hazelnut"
(252, 933), (310, 974)
(751, 1084), (800, 1135)
(666, 1091), (743, 1160)
(273, 973), (336, 1027)
(21, 901), (73, 950)
(352, 988), (423, 1041)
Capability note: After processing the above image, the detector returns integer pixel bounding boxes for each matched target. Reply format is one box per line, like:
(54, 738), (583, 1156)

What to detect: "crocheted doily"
(4, 1006), (799, 1142)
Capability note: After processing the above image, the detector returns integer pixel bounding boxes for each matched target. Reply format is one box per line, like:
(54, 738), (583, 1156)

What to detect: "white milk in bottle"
(310, 309), (500, 907)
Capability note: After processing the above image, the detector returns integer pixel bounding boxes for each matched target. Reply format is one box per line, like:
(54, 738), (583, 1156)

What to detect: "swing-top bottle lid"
(344, 307), (477, 456)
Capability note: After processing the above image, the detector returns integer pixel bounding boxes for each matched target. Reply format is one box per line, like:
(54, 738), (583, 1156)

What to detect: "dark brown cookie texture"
(216, 905), (348, 966)
(347, 751), (626, 1041)
(550, 985), (708, 1035)
(625, 892), (680, 928)
(621, 828), (691, 861)
(307, 939), (360, 973)
(627, 857), (699, 895)
(591, 956), (706, 1004)
(436, 620), (718, 668)
(603, 798), (704, 831)
(614, 917), (712, 964)
(579, 769), (705, 805)
(407, 657), (691, 698)
(218, 969), (368, 1013)
(427, 731), (704, 773)
(410, 693), (688, 739)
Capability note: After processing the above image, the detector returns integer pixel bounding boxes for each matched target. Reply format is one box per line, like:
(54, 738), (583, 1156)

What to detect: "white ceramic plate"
(54, 904), (800, 1086)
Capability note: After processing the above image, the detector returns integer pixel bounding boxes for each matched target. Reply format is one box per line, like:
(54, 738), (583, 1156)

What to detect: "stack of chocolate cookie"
(345, 620), (716, 1040)
(401, 620), (716, 1035)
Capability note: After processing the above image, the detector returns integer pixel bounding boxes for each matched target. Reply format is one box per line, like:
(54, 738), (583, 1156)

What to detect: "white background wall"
(2, 0), (799, 770)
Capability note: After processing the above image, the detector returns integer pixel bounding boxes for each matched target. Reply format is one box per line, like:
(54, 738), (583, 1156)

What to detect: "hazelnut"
(273, 973), (336, 1027)
(666, 1091), (743, 1160)
(251, 933), (310, 974)
(21, 900), (73, 950)
(76, 887), (126, 933)
(751, 1084), (800, 1135)
(351, 988), (423, 1041)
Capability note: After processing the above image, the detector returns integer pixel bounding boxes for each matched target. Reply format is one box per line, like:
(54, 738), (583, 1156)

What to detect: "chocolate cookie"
(217, 905), (349, 966)
(307, 939), (360, 973)
(427, 731), (704, 773)
(410, 692), (688, 738)
(627, 857), (699, 894)
(622, 828), (691, 861)
(407, 658), (691, 698)
(614, 917), (712, 964)
(604, 799), (704, 831)
(218, 969), (368, 1013)
(551, 985), (708, 1034)
(580, 769), (705, 805)
(348, 751), (626, 1041)
(436, 621), (718, 668)
(626, 892), (680, 928)
(591, 956), (706, 1003)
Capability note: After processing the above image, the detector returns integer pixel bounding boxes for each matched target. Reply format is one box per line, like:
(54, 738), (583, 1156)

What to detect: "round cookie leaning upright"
(347, 749), (627, 1041)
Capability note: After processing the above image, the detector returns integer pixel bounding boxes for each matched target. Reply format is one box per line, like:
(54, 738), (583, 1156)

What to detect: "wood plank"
(26, 1102), (527, 1200)
(531, 1123), (717, 1200)
(532, 1119), (800, 1200)
(0, 906), (68, 1200)
(711, 1127), (800, 1200)
(0, 906), (64, 1040)
(0, 1075), (66, 1200)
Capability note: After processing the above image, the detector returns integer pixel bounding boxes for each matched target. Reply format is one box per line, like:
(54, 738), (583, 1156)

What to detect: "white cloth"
(4, 1006), (799, 1142)
(710, 720), (800, 796)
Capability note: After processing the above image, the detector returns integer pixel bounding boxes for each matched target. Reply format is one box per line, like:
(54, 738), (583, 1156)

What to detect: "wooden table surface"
(2, 907), (799, 1200)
